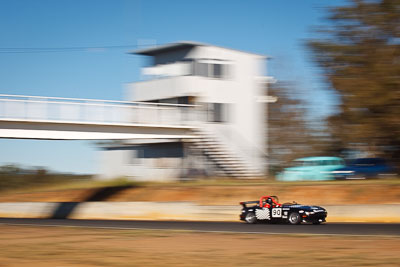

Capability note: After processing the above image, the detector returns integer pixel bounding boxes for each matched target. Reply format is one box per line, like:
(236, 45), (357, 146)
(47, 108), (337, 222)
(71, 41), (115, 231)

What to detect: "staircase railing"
(204, 125), (267, 172)
(194, 125), (266, 174)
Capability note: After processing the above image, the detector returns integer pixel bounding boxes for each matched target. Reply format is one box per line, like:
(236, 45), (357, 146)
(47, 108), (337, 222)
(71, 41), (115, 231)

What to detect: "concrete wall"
(1, 202), (399, 223)
(98, 146), (185, 181)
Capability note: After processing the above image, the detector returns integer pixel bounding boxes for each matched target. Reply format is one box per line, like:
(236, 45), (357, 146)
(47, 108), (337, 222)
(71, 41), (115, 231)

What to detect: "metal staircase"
(189, 128), (263, 178)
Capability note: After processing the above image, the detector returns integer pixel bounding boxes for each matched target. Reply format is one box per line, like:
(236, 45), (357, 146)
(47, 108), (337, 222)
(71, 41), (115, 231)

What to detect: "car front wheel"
(244, 212), (257, 224)
(288, 212), (301, 225)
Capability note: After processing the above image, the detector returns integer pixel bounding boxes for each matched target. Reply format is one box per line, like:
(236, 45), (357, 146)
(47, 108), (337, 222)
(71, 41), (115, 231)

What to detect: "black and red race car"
(239, 195), (327, 225)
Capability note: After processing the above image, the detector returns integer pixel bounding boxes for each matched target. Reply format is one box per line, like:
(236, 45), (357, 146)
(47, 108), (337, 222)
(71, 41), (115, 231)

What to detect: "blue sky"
(0, 0), (346, 174)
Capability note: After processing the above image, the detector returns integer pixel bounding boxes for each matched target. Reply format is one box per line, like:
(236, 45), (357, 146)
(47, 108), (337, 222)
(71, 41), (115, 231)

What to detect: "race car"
(239, 195), (327, 225)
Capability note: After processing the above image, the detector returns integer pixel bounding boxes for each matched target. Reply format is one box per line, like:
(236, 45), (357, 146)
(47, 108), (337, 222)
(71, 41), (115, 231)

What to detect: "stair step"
(221, 166), (261, 172)
(205, 152), (238, 157)
(205, 155), (241, 161)
(189, 131), (263, 178)
(213, 159), (245, 164)
(199, 146), (226, 151)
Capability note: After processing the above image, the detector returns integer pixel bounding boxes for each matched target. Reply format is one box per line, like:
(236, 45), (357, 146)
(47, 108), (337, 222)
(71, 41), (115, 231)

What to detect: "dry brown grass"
(0, 225), (399, 266)
(1, 180), (400, 205)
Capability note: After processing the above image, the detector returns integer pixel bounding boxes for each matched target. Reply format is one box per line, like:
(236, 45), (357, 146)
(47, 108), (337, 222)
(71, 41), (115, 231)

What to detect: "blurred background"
(1, 2), (399, 266)
(0, 0), (399, 187)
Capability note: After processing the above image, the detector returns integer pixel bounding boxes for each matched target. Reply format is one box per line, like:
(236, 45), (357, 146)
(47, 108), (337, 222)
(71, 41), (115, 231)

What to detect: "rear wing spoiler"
(240, 201), (259, 208)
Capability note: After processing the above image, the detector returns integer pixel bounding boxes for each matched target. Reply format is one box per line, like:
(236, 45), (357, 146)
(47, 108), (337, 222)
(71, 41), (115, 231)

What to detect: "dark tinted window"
(352, 158), (384, 166)
(213, 64), (222, 78)
(132, 143), (183, 158)
(207, 103), (229, 123)
(195, 62), (208, 77)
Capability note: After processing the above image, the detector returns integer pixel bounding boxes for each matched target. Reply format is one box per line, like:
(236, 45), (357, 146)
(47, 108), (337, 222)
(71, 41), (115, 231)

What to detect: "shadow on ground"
(50, 186), (135, 219)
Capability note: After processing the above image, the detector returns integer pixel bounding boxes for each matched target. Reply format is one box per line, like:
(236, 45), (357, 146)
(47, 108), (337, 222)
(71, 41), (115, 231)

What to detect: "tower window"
(213, 64), (222, 78)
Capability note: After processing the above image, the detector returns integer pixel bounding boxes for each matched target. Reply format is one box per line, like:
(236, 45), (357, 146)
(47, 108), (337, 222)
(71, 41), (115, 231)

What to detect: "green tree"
(267, 82), (326, 174)
(308, 0), (400, 164)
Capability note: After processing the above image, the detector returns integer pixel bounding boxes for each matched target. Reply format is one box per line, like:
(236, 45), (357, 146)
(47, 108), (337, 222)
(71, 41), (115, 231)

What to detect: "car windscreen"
(351, 158), (384, 166)
(294, 160), (342, 167)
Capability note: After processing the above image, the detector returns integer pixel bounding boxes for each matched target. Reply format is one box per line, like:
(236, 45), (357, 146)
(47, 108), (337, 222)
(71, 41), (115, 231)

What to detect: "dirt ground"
(1, 181), (400, 205)
(0, 225), (399, 266)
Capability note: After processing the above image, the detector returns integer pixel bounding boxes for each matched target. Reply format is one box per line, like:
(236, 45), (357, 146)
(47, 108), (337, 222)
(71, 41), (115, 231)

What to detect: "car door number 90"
(272, 208), (282, 218)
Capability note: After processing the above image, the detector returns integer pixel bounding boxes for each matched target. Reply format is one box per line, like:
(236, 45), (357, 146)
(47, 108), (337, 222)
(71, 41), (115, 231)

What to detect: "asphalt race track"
(1, 218), (400, 236)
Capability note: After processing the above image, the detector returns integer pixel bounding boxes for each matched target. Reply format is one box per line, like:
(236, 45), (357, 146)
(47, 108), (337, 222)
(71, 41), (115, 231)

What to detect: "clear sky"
(0, 0), (347, 174)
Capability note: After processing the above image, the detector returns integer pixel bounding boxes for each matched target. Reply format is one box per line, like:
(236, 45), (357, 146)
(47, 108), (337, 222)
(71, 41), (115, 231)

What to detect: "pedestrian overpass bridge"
(0, 94), (265, 177)
(0, 94), (198, 140)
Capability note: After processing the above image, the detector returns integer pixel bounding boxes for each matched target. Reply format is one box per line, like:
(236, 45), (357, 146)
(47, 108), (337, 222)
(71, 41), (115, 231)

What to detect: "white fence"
(0, 94), (198, 127)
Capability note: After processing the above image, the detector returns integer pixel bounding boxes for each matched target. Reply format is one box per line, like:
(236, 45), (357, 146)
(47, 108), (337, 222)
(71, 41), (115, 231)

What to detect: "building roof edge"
(129, 41), (268, 58)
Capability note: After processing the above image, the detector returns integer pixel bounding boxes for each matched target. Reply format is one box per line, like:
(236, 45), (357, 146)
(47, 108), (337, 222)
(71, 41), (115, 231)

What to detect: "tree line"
(268, 0), (400, 173)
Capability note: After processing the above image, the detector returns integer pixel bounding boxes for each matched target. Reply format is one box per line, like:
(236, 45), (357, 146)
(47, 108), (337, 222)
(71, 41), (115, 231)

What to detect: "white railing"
(0, 94), (200, 127)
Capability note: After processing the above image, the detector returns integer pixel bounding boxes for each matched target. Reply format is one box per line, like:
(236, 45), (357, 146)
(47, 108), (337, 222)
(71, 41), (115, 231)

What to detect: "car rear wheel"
(288, 212), (301, 225)
(245, 212), (257, 224)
